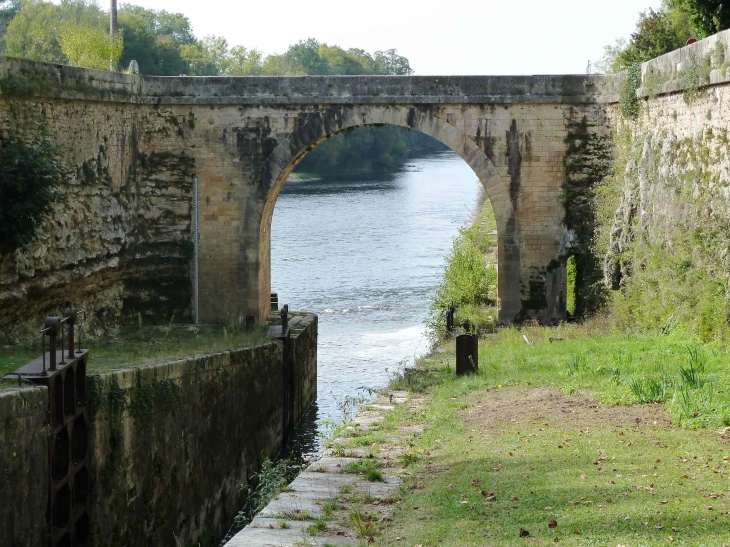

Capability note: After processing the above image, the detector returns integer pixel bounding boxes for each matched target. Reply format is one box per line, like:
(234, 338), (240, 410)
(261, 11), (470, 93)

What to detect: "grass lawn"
(373, 324), (730, 546)
(0, 323), (269, 388)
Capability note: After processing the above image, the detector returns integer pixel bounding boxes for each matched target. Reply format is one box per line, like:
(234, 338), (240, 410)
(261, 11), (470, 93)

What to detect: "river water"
(270, 150), (483, 456)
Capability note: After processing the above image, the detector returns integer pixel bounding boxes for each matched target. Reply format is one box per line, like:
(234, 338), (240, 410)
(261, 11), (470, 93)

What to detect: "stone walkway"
(228, 391), (420, 547)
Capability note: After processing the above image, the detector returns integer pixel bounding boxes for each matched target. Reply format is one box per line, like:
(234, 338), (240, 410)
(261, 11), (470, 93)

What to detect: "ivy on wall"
(0, 118), (65, 255)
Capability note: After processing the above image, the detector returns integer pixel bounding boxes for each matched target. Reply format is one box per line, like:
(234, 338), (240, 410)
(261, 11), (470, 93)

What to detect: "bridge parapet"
(0, 56), (619, 105)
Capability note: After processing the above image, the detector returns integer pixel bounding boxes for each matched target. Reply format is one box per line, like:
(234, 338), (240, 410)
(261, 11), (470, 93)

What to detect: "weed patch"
(345, 459), (384, 482)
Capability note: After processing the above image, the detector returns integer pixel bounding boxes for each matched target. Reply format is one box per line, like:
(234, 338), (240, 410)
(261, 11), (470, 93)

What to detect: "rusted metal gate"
(5, 309), (90, 547)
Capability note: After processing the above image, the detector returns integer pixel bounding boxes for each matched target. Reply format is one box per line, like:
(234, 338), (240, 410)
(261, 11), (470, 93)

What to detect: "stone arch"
(256, 105), (521, 322)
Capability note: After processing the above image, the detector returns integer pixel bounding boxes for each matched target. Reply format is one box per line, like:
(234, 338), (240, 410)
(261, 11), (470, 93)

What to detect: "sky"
(113, 0), (664, 75)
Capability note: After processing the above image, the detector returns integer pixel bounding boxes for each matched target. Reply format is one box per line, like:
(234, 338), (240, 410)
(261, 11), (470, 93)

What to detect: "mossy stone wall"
(0, 313), (317, 546)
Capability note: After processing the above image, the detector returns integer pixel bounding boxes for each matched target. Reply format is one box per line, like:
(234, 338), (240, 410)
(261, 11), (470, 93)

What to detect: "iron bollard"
(65, 308), (77, 358)
(271, 292), (279, 312)
(456, 333), (478, 376)
(45, 317), (60, 371)
(281, 304), (289, 333)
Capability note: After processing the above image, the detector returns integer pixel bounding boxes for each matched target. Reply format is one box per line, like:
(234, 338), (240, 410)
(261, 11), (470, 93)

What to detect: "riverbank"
(252, 323), (730, 545)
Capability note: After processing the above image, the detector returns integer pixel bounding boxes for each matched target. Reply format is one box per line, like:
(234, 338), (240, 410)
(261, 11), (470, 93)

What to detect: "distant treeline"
(0, 0), (444, 173)
(296, 127), (447, 175)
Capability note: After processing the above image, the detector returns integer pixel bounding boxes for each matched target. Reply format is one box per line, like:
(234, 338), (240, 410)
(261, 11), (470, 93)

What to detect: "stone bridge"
(0, 58), (617, 332)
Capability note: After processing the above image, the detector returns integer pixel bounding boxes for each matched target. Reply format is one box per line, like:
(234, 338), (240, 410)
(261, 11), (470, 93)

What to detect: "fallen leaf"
(544, 506), (553, 511)
(471, 479), (480, 486)
(548, 519), (558, 528)
(446, 484), (454, 490)
(460, 499), (469, 504)
(519, 528), (531, 537)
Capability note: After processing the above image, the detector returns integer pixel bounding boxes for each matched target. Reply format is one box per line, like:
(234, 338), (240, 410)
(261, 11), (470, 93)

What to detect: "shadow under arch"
(257, 105), (521, 323)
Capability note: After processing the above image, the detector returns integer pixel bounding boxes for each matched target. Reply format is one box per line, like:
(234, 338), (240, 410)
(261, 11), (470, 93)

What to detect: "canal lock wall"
(0, 312), (317, 547)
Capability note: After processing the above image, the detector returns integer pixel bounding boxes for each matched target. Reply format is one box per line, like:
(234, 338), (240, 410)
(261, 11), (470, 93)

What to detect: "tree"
(260, 53), (305, 75)
(597, 3), (695, 73)
(4, 0), (64, 62)
(669, 0), (730, 37)
(179, 35), (229, 75)
(227, 45), (263, 76)
(284, 38), (329, 74)
(4, 0), (108, 64)
(117, 5), (192, 75)
(0, 0), (20, 52)
(373, 49), (413, 75)
(60, 24), (122, 70)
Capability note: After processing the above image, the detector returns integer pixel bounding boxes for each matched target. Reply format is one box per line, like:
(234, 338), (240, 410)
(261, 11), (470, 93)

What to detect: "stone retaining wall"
(0, 312), (317, 547)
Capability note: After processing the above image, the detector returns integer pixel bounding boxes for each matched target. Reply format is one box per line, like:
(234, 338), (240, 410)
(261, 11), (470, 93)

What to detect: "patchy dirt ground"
(376, 386), (730, 547)
(463, 387), (675, 430)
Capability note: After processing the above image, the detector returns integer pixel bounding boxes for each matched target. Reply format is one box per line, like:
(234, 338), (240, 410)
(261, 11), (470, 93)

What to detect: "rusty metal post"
(281, 304), (289, 333)
(41, 328), (48, 375)
(45, 317), (60, 371)
(446, 305), (455, 333)
(65, 308), (76, 358)
(456, 333), (478, 376)
(59, 318), (67, 366)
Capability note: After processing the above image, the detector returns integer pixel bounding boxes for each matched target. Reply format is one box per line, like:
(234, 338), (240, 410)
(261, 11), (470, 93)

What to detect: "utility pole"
(110, 0), (117, 35)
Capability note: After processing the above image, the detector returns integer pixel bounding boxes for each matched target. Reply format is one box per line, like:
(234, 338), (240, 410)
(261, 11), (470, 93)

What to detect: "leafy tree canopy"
(598, 2), (695, 73)
(668, 0), (730, 37)
(117, 4), (192, 75)
(61, 22), (122, 70)
(0, 0), (19, 51)
(179, 36), (413, 77)
(4, 0), (107, 64)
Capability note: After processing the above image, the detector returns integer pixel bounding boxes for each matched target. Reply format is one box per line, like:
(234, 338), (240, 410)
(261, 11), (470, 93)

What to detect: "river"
(270, 150), (483, 457)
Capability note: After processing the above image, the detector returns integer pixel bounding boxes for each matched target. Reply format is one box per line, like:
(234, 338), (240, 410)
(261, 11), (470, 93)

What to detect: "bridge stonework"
(0, 58), (618, 332)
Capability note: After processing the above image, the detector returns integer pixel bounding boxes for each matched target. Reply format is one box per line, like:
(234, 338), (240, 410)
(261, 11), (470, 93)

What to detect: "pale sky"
(115, 0), (663, 75)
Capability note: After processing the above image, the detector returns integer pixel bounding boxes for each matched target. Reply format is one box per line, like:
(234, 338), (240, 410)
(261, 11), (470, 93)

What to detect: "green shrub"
(454, 304), (497, 334)
(0, 121), (65, 255)
(680, 52), (712, 103)
(250, 458), (291, 513)
(426, 201), (498, 339)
